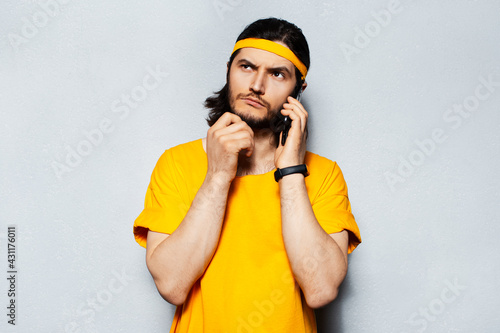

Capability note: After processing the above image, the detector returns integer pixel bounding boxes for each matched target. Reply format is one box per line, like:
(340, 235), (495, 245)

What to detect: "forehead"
(233, 46), (296, 72)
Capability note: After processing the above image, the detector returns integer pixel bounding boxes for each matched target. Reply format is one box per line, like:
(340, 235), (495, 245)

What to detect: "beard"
(227, 85), (283, 130)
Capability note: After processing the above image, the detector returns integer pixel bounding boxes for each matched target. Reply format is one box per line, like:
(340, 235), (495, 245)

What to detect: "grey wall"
(1, 0), (499, 332)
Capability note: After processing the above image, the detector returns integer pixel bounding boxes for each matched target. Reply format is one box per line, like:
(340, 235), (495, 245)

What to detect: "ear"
(300, 81), (308, 92)
(226, 61), (230, 74)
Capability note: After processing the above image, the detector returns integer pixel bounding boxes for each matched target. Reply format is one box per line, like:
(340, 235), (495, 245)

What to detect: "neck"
(236, 128), (276, 176)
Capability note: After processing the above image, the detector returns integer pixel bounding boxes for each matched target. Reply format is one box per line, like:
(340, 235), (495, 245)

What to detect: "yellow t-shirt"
(133, 138), (361, 333)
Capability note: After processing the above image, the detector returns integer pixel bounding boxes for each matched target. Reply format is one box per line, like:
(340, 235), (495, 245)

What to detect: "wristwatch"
(274, 164), (309, 182)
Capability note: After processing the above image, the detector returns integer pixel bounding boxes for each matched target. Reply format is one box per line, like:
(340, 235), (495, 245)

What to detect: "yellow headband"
(231, 38), (307, 80)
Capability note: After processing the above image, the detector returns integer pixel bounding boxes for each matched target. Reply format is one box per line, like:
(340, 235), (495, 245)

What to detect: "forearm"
(279, 174), (348, 309)
(147, 175), (230, 304)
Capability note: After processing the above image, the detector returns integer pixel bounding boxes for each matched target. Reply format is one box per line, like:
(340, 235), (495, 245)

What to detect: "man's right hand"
(206, 112), (254, 184)
(147, 112), (252, 305)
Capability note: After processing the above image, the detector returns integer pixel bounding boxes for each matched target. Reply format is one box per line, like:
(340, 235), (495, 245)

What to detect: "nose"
(249, 70), (266, 95)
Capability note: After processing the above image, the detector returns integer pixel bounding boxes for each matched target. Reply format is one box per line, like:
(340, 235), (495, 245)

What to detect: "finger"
(280, 108), (304, 132)
(283, 104), (306, 119)
(283, 100), (307, 118)
(218, 131), (255, 155)
(211, 112), (244, 130)
(282, 102), (308, 132)
(283, 103), (307, 124)
(287, 96), (307, 112)
(212, 120), (254, 139)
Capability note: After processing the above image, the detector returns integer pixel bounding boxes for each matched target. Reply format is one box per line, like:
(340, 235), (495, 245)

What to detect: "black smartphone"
(280, 89), (302, 146)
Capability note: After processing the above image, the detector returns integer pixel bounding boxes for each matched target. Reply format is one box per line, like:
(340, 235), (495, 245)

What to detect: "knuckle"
(230, 113), (241, 121)
(227, 141), (236, 151)
(242, 125), (253, 136)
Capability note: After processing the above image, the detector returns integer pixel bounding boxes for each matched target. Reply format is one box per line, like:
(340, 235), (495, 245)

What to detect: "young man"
(133, 18), (361, 332)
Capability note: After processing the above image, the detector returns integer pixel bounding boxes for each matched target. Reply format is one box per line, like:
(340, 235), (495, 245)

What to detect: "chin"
(233, 103), (267, 119)
(232, 108), (272, 130)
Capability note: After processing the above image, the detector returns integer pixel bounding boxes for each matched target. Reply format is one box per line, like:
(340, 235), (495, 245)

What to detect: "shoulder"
(164, 138), (204, 156)
(151, 138), (207, 188)
(304, 150), (338, 173)
(304, 151), (348, 195)
(156, 138), (205, 166)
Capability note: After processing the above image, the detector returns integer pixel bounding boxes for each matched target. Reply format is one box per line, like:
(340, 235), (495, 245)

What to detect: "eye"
(241, 64), (252, 70)
(272, 71), (285, 79)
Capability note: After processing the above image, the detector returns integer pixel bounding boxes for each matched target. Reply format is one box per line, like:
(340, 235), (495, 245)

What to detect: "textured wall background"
(1, 0), (499, 332)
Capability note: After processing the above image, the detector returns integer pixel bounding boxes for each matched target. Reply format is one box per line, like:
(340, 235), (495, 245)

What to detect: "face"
(227, 45), (298, 129)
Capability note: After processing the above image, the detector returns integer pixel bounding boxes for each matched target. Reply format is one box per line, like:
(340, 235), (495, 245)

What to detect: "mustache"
(237, 93), (270, 109)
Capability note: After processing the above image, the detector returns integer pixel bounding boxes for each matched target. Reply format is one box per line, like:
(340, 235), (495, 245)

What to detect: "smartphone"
(280, 89), (302, 146)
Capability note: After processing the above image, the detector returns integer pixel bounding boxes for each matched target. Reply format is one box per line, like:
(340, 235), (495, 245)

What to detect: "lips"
(242, 97), (265, 108)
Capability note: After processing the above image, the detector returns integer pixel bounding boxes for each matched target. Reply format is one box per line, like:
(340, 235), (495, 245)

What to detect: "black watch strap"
(274, 164), (309, 182)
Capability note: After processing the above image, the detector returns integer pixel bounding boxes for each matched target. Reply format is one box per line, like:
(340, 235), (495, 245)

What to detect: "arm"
(145, 176), (230, 306)
(275, 96), (350, 309)
(145, 112), (254, 306)
(279, 173), (349, 309)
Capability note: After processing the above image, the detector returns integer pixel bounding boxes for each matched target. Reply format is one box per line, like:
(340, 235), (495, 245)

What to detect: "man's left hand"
(274, 96), (308, 169)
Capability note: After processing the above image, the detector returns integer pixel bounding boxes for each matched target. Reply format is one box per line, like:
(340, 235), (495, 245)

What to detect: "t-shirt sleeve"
(133, 149), (190, 248)
(311, 161), (361, 254)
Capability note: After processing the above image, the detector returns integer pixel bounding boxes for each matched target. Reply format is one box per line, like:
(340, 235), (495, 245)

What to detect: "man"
(133, 17), (361, 332)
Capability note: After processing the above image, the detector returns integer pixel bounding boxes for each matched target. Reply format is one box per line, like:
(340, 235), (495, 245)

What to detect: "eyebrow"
(236, 58), (293, 77)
